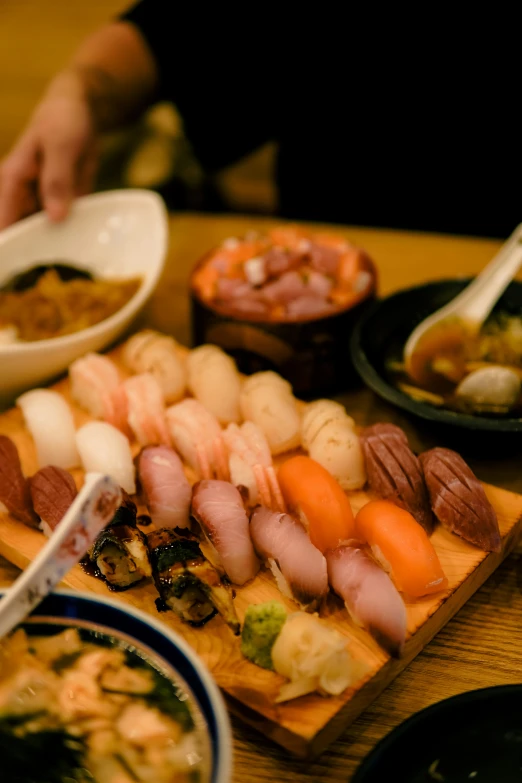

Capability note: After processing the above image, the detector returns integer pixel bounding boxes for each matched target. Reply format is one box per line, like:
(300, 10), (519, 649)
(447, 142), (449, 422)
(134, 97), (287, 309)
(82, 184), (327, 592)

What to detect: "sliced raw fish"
(138, 445), (191, 529)
(0, 435), (38, 527)
(17, 389), (80, 470)
(262, 271), (307, 304)
(30, 465), (78, 535)
(286, 295), (333, 318)
(191, 479), (259, 585)
(326, 544), (407, 657)
(69, 352), (128, 432)
(123, 373), (171, 447)
(76, 421), (136, 495)
(250, 505), (328, 610)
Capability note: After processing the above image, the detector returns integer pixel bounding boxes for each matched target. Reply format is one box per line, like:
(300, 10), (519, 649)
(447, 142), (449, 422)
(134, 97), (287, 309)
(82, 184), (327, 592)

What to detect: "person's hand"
(0, 70), (98, 229)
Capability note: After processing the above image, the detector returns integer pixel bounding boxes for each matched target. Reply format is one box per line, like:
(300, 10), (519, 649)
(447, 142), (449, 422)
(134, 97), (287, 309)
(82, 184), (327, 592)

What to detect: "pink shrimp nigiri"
(69, 352), (129, 434)
(166, 399), (228, 480)
(326, 544), (407, 657)
(191, 480), (259, 585)
(138, 446), (191, 530)
(123, 373), (170, 447)
(250, 505), (328, 610)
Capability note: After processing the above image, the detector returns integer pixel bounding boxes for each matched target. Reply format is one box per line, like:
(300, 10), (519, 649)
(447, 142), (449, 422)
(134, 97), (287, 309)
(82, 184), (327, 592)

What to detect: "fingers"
(39, 136), (84, 221)
(0, 137), (39, 229)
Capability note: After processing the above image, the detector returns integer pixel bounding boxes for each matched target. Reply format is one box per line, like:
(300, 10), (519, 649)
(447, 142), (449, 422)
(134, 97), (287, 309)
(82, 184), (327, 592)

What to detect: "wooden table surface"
(2, 213), (522, 782)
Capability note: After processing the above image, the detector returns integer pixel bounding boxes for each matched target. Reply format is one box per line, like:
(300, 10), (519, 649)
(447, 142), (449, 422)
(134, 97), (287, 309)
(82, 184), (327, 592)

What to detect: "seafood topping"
(191, 479), (260, 585)
(29, 465), (78, 536)
(138, 445), (192, 530)
(148, 527), (240, 634)
(222, 421), (285, 510)
(250, 505), (329, 611)
(361, 422), (434, 535)
(239, 371), (301, 456)
(326, 544), (407, 657)
(420, 447), (501, 552)
(166, 398), (229, 480)
(0, 435), (38, 527)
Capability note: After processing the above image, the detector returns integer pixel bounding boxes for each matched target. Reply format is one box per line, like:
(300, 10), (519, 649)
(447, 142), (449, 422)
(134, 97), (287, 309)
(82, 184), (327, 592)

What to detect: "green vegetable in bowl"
(241, 601), (288, 670)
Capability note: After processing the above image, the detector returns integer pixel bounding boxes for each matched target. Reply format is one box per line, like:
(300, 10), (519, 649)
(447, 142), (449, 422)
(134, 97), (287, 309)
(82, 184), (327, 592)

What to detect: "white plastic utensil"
(404, 223), (522, 368)
(0, 472), (121, 640)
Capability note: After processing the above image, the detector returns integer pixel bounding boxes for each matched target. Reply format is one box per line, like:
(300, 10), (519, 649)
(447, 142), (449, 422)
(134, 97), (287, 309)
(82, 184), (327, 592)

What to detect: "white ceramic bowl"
(0, 189), (168, 405)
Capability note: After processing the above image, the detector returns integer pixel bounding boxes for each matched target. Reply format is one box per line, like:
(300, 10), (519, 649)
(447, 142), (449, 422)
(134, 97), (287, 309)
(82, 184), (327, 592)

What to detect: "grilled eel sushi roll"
(89, 494), (152, 590)
(148, 527), (240, 634)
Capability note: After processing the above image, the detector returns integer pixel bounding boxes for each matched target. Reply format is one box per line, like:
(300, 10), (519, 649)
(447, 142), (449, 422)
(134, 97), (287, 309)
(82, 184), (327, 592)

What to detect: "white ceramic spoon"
(0, 472), (121, 640)
(404, 223), (522, 378)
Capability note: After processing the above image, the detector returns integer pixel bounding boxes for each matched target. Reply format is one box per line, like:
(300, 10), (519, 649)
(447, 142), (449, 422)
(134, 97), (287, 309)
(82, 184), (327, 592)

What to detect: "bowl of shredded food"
(0, 588), (232, 783)
(0, 189), (168, 404)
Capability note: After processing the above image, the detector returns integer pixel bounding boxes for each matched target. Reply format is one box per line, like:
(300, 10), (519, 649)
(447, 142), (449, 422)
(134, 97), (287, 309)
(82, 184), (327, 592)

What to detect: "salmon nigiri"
(355, 500), (448, 598)
(278, 455), (356, 553)
(326, 544), (407, 657)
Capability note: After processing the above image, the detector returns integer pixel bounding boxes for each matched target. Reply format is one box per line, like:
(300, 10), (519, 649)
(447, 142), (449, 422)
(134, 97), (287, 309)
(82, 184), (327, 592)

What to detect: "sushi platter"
(0, 334), (522, 759)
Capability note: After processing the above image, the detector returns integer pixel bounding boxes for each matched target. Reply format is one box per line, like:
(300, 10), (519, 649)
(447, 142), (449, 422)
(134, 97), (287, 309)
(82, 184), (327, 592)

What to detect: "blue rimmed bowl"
(0, 588), (233, 783)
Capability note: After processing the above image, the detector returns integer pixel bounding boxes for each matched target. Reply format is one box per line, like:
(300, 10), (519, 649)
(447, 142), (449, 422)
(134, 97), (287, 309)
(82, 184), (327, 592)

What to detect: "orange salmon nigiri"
(278, 455), (356, 553)
(355, 500), (448, 598)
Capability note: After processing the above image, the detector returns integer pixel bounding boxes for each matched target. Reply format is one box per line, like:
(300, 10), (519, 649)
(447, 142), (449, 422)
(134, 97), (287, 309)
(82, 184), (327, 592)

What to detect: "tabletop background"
(2, 214), (522, 781)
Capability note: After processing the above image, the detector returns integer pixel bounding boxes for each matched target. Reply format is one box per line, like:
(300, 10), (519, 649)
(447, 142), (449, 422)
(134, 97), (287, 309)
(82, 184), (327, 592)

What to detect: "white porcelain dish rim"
(0, 189), (168, 355)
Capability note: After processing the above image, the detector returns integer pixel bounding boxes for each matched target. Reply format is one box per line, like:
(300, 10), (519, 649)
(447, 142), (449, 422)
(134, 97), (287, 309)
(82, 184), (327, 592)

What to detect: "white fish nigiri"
(326, 544), (407, 657)
(17, 389), (80, 469)
(187, 345), (242, 424)
(191, 479), (260, 585)
(239, 371), (301, 455)
(122, 330), (186, 404)
(76, 421), (136, 494)
(301, 399), (366, 490)
(138, 445), (191, 529)
(250, 505), (328, 610)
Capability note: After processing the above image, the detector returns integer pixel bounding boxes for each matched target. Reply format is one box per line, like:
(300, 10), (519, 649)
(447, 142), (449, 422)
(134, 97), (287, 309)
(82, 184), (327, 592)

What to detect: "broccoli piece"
(240, 601), (287, 670)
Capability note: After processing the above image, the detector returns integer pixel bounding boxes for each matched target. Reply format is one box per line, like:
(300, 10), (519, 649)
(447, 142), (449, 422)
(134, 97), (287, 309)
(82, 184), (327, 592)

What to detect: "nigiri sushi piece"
(122, 372), (171, 447)
(166, 398), (228, 480)
(191, 479), (260, 585)
(148, 527), (240, 634)
(138, 445), (191, 529)
(89, 495), (152, 589)
(239, 371), (301, 455)
(278, 455), (356, 553)
(326, 544), (407, 657)
(301, 400), (366, 491)
(122, 330), (186, 404)
(222, 421), (285, 510)
(420, 447), (501, 552)
(76, 421), (136, 494)
(0, 435), (38, 527)
(17, 389), (80, 470)
(250, 505), (328, 610)
(29, 465), (78, 536)
(69, 352), (129, 433)
(355, 500), (448, 598)
(187, 344), (242, 425)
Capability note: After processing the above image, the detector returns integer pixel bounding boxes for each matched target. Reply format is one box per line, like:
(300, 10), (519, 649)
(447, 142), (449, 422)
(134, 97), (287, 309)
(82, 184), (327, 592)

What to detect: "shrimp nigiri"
(278, 455), (355, 552)
(17, 389), (80, 470)
(326, 544), (407, 657)
(223, 421), (285, 510)
(76, 421), (136, 495)
(191, 479), (260, 585)
(239, 371), (301, 455)
(122, 372), (171, 447)
(166, 399), (228, 480)
(250, 505), (328, 610)
(355, 500), (448, 598)
(122, 330), (186, 404)
(187, 344), (242, 425)
(30, 465), (78, 536)
(69, 352), (129, 434)
(138, 445), (192, 529)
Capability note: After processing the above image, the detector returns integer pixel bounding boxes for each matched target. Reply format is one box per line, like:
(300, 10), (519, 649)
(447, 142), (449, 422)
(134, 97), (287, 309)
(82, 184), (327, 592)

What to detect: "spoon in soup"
(0, 473), (121, 639)
(404, 223), (522, 391)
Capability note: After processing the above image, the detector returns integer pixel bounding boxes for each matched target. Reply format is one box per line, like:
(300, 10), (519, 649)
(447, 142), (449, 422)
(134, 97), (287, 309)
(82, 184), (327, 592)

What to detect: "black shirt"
(122, 3), (520, 238)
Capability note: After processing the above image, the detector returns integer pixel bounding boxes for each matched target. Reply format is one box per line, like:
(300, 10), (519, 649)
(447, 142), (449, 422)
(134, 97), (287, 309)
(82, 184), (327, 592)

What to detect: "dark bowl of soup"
(350, 279), (522, 448)
(0, 588), (232, 783)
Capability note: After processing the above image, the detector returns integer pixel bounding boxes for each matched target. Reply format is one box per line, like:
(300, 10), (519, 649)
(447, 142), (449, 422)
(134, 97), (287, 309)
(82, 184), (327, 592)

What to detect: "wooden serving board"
(1, 343), (521, 759)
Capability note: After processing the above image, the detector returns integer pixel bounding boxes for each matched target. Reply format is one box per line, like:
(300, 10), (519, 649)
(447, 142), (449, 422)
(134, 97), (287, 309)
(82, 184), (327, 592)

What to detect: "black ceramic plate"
(353, 685), (522, 783)
(350, 279), (522, 434)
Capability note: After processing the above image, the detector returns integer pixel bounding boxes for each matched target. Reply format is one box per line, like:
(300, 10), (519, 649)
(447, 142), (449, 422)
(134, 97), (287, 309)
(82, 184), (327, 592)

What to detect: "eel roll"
(148, 527), (240, 634)
(89, 493), (152, 589)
